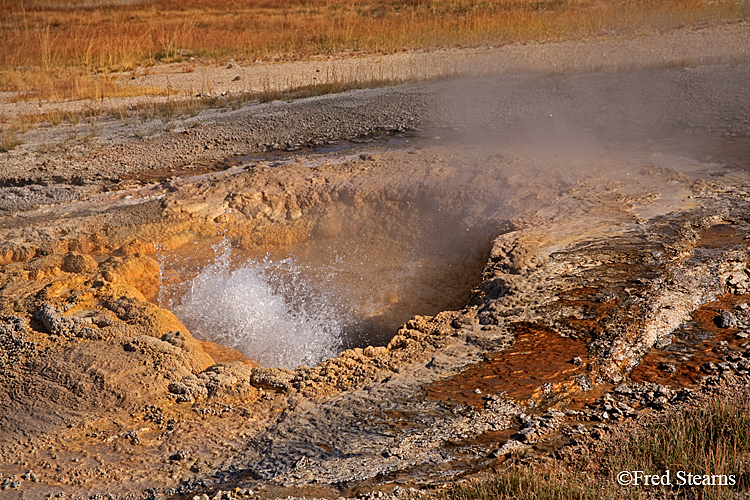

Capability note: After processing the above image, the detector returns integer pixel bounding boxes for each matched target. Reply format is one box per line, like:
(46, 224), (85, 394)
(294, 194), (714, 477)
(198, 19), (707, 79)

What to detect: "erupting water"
(160, 239), (346, 368)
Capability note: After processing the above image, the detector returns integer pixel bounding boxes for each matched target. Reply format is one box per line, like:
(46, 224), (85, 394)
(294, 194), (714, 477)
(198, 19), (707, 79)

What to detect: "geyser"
(157, 178), (505, 368)
(155, 128), (638, 369)
(165, 239), (345, 368)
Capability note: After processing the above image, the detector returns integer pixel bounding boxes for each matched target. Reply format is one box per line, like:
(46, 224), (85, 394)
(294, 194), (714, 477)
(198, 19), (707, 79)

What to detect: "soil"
(2, 23), (750, 500)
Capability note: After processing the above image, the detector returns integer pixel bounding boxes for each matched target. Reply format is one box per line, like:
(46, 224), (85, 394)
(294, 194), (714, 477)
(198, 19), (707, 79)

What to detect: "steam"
(153, 64), (748, 370)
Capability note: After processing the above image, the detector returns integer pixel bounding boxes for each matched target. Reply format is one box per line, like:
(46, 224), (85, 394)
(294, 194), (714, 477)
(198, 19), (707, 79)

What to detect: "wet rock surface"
(1, 51), (750, 499)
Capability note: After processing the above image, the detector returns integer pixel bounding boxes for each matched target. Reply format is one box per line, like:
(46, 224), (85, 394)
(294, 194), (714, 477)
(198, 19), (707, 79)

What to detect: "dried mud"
(2, 38), (750, 500)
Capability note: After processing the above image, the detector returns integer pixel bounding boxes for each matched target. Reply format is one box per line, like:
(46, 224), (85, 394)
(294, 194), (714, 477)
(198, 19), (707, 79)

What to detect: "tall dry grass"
(415, 393), (750, 500)
(1, 0), (748, 101)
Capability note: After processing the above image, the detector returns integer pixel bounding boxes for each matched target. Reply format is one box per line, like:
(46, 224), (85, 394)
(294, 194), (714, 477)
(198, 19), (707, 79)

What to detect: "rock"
(716, 309), (738, 328)
(363, 345), (387, 357)
(543, 409), (565, 418)
(650, 396), (669, 409)
(574, 374), (593, 391)
(162, 330), (187, 348)
(250, 366), (294, 392)
(657, 362), (676, 373)
(701, 361), (719, 373)
(61, 252), (98, 273)
(169, 375), (209, 402)
(169, 362), (265, 402)
(654, 337), (672, 349)
(491, 439), (530, 457)
(115, 239), (156, 256)
(517, 427), (537, 443)
(614, 383), (633, 395)
(35, 304), (92, 337)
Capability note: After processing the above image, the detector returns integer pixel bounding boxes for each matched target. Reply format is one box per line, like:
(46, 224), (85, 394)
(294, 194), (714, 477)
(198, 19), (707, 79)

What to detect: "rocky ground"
(1, 24), (750, 500)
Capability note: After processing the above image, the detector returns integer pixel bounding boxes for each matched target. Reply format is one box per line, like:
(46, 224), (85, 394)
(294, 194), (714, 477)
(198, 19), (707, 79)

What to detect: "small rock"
(61, 252), (98, 273)
(736, 331), (749, 339)
(517, 427), (537, 441)
(574, 374), (593, 391)
(490, 439), (529, 457)
(657, 362), (676, 373)
(716, 310), (738, 328)
(654, 337), (672, 349)
(651, 396), (669, 408)
(727, 352), (743, 362)
(701, 361), (719, 373)
(614, 383), (633, 395)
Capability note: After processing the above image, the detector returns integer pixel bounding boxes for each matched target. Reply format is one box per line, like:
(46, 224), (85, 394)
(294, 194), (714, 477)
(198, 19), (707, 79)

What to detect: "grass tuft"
(0, 129), (21, 153)
(417, 467), (598, 500)
(606, 394), (750, 499)
(415, 393), (750, 500)
(4, 70), (168, 103)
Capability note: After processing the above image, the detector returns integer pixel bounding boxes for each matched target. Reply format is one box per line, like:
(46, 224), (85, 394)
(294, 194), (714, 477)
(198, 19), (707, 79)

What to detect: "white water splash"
(167, 240), (344, 369)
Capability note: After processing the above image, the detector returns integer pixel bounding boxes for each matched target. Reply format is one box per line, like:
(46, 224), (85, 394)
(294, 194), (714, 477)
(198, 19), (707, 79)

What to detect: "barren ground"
(1, 23), (750, 500)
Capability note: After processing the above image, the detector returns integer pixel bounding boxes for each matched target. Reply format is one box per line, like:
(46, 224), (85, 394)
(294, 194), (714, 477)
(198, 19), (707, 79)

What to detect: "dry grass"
(15, 105), (101, 130)
(414, 393), (750, 500)
(0, 128), (21, 153)
(417, 466), (599, 500)
(1, 0), (748, 102)
(3, 70), (168, 102)
(605, 394), (750, 499)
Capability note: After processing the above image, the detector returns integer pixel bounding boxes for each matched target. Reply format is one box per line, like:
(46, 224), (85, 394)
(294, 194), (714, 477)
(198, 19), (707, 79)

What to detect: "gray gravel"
(2, 62), (750, 202)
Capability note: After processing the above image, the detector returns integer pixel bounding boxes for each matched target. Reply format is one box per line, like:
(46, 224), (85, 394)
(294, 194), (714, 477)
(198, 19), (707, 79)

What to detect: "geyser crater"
(157, 192), (501, 369)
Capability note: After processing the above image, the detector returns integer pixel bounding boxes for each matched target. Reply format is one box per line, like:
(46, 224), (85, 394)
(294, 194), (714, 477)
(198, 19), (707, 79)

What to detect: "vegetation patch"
(606, 393), (750, 499)
(1, 0), (748, 101)
(0, 129), (21, 152)
(416, 392), (750, 500)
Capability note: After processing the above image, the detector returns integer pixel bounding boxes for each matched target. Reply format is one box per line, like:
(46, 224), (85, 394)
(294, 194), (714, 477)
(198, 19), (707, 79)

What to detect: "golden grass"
(0, 128), (21, 153)
(3, 70), (168, 102)
(415, 393), (750, 500)
(1, 0), (748, 102)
